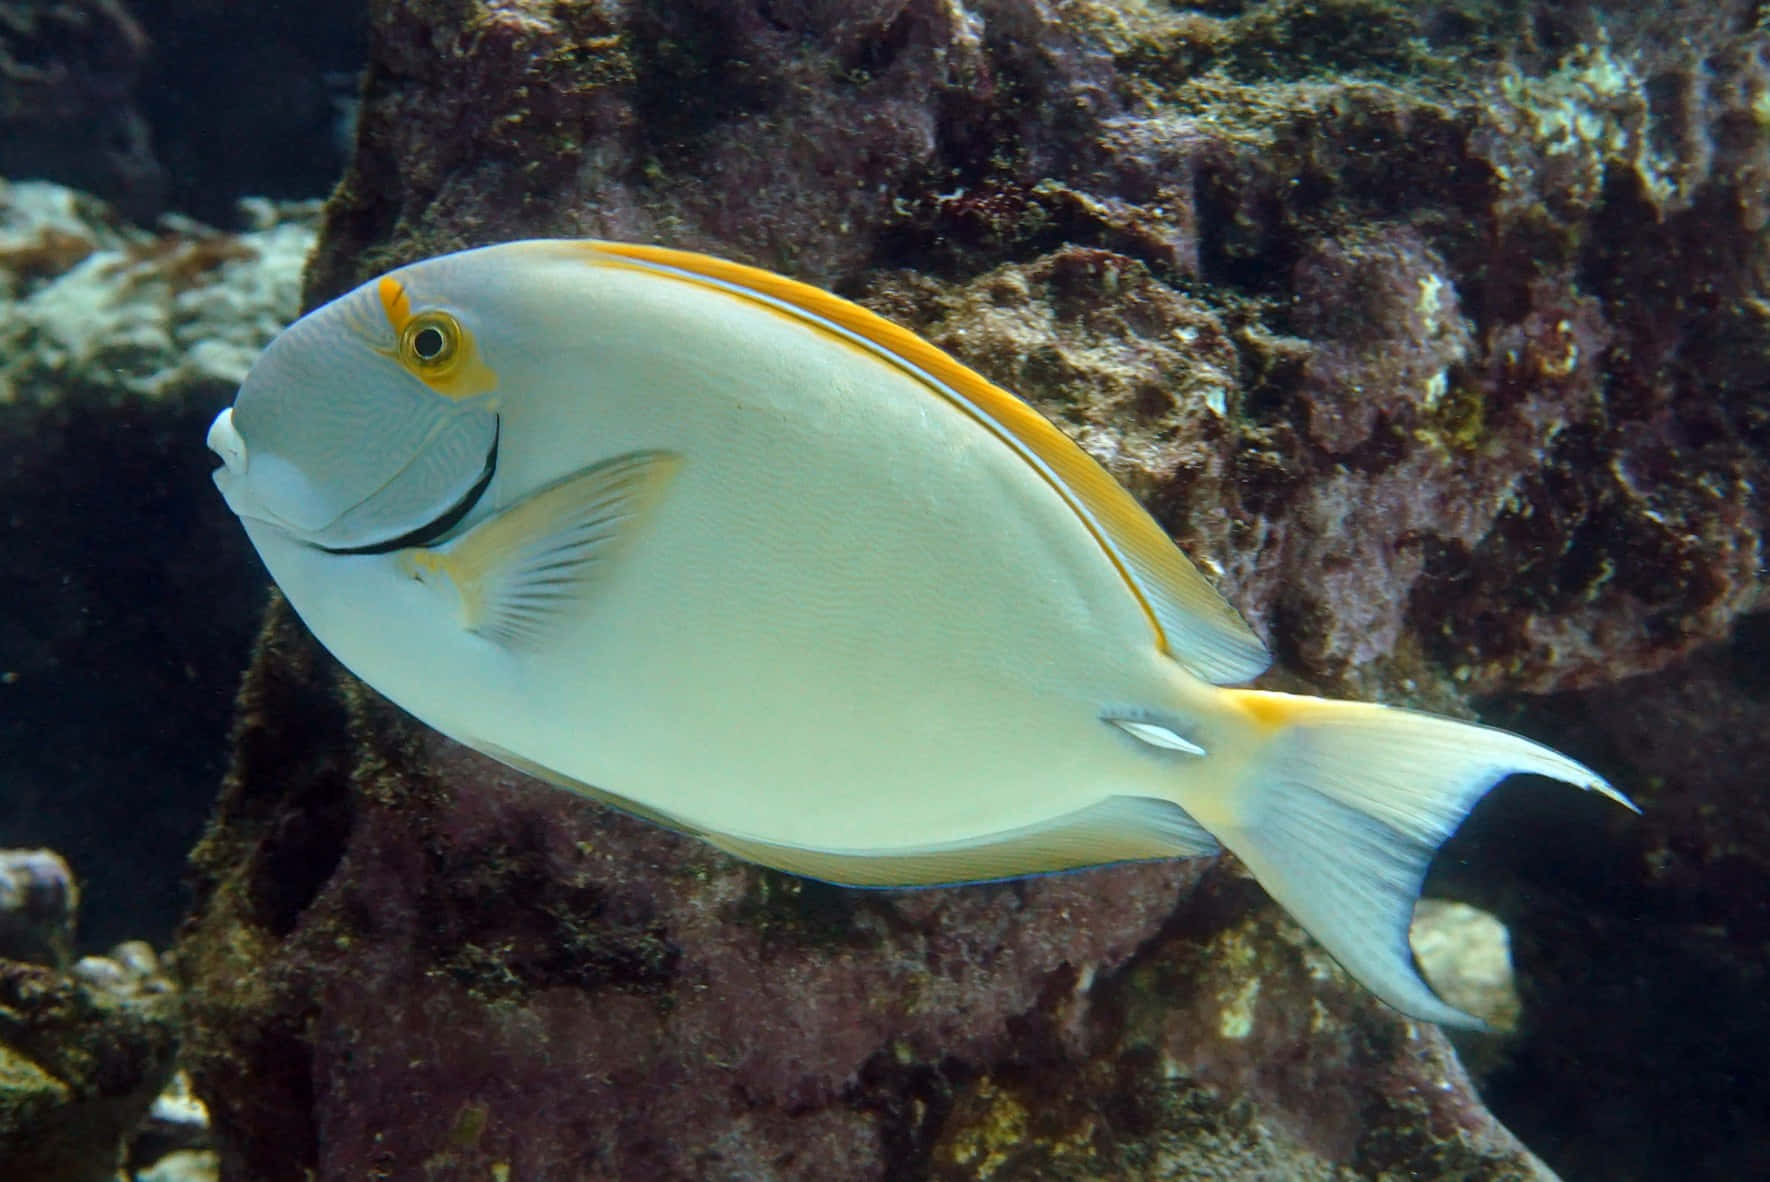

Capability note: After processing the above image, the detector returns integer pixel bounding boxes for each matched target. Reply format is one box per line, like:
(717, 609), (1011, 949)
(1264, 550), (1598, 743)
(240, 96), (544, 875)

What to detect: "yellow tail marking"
(1221, 688), (1311, 731)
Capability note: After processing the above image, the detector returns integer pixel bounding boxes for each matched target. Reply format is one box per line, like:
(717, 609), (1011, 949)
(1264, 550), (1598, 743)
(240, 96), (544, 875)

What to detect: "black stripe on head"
(319, 418), (500, 556)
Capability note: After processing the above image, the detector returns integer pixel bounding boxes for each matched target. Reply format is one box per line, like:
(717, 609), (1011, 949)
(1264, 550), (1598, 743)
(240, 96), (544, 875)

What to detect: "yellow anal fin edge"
(706, 794), (1220, 888)
(560, 239), (1271, 686)
(473, 746), (1218, 889)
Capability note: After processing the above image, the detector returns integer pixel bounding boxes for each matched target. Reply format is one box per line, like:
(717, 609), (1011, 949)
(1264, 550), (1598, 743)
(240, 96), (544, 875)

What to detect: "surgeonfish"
(206, 240), (1634, 1027)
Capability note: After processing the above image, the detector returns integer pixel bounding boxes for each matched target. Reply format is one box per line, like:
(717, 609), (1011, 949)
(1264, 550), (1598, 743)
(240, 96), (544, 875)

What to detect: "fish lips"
(208, 405), (500, 554)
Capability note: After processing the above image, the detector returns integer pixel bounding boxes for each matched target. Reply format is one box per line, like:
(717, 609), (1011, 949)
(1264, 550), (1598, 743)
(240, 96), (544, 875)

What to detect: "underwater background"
(1, 1), (1765, 1179)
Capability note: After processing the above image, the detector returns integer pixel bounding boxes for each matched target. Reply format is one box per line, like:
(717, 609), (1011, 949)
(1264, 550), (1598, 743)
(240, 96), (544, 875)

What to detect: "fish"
(206, 239), (1634, 1028)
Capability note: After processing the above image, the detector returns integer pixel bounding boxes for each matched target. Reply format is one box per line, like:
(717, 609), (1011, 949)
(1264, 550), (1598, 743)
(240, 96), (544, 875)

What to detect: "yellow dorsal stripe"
(573, 240), (1270, 684)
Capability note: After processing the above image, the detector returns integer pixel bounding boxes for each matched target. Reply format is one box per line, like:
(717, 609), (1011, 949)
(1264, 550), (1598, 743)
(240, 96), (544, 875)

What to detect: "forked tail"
(1205, 689), (1635, 1028)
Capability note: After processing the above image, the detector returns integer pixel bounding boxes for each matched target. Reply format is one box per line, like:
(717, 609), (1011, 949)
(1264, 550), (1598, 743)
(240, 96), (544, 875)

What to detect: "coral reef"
(0, 180), (318, 403)
(0, 179), (316, 952)
(179, 603), (1555, 1180)
(162, 0), (1767, 1178)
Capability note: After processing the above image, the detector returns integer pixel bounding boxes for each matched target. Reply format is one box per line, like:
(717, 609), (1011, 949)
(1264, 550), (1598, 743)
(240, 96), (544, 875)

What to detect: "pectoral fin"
(401, 450), (681, 647)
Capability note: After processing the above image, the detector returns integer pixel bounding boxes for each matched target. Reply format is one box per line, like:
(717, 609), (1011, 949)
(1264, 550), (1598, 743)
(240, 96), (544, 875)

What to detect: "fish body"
(209, 240), (1632, 1027)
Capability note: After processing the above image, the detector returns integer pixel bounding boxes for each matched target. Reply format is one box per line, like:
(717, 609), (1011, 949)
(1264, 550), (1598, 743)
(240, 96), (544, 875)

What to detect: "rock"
(0, 848), (79, 968)
(0, 0), (163, 219)
(928, 885), (1551, 1181)
(135, 1148), (221, 1182)
(127, 1070), (215, 1179)
(0, 938), (180, 1182)
(1411, 901), (1521, 1037)
(304, 0), (1768, 706)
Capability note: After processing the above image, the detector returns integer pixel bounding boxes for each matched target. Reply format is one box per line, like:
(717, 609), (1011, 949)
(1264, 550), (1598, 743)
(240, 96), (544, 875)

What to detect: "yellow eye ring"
(400, 311), (464, 375)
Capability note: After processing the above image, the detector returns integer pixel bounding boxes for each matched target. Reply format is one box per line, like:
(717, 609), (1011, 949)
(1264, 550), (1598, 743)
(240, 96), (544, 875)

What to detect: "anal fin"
(468, 744), (1218, 890)
(471, 739), (702, 834)
(706, 795), (1220, 887)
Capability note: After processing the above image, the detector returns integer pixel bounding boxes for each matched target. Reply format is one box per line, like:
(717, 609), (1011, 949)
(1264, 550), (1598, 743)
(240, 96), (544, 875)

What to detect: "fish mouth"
(208, 407), (249, 476)
(316, 417), (500, 555)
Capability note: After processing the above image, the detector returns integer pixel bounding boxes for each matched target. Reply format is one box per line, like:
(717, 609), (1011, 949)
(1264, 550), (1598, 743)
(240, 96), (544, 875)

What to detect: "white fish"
(207, 240), (1633, 1027)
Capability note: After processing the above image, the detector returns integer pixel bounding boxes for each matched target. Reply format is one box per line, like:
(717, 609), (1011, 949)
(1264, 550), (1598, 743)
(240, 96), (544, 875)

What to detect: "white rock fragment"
(0, 180), (318, 406)
(147, 1069), (211, 1138)
(134, 1148), (220, 1182)
(1409, 899), (1523, 1033)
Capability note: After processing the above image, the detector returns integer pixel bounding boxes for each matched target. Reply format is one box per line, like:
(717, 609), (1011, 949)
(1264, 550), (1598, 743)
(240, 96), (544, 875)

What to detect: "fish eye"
(401, 311), (462, 373)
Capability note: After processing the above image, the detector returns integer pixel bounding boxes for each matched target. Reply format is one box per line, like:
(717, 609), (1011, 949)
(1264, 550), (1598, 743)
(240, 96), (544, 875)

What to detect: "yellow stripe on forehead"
(374, 274), (498, 401)
(377, 275), (414, 331)
(573, 240), (1268, 684)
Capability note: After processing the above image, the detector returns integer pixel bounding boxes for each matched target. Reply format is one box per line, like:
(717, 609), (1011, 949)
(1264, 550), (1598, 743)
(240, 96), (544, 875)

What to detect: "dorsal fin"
(567, 240), (1271, 685)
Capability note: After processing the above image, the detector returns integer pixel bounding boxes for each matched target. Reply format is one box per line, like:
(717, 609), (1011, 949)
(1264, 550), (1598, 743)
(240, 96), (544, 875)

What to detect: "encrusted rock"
(0, 935), (180, 1182)
(929, 884), (1551, 1181)
(304, 0), (1768, 704)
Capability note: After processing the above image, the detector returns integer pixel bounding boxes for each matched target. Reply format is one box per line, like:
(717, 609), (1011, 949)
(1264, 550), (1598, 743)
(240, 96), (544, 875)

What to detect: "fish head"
(208, 258), (502, 553)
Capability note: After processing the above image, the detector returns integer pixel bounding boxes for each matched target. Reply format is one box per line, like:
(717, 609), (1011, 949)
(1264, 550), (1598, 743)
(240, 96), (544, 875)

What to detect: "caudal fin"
(1209, 689), (1635, 1028)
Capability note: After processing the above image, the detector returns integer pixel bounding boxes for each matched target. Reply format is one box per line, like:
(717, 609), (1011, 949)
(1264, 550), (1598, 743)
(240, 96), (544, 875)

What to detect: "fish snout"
(207, 406), (248, 477)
